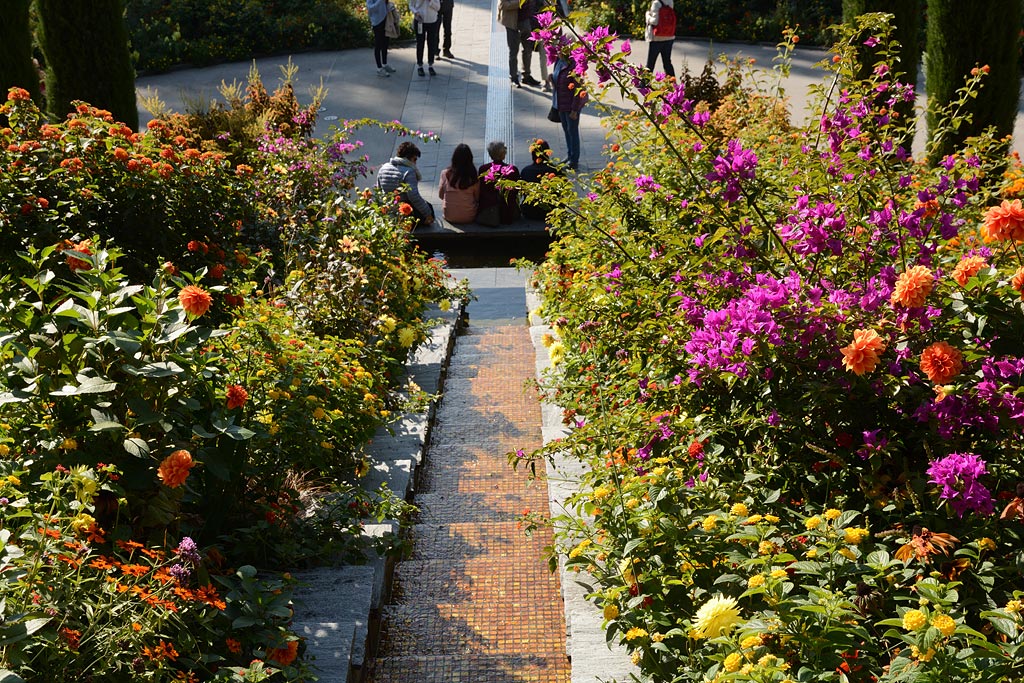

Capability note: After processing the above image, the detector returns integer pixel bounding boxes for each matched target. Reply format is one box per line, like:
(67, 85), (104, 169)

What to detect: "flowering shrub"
(522, 14), (1024, 682)
(0, 81), (464, 677)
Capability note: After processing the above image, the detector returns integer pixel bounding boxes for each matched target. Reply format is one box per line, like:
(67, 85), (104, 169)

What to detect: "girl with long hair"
(438, 143), (481, 224)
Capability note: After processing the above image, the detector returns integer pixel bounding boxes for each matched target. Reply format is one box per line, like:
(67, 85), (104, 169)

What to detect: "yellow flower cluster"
(902, 609), (927, 631)
(623, 627), (648, 641)
(931, 613), (956, 637)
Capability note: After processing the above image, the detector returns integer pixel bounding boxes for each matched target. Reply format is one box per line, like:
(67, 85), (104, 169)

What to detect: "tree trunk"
(35, 0), (138, 129)
(925, 0), (1020, 162)
(0, 0), (41, 104)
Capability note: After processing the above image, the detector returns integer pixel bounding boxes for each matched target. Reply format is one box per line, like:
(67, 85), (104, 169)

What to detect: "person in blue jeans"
(552, 57), (586, 170)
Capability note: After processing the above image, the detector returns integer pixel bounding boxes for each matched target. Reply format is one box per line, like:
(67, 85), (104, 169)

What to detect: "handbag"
(384, 2), (401, 38)
(547, 106), (561, 123)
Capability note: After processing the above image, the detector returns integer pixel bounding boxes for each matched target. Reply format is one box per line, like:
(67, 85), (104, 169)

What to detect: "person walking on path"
(377, 141), (436, 228)
(438, 144), (481, 224)
(552, 56), (586, 170)
(499, 0), (539, 87)
(439, 0), (455, 58)
(366, 0), (398, 77)
(477, 140), (520, 226)
(410, 0), (441, 76)
(644, 0), (676, 78)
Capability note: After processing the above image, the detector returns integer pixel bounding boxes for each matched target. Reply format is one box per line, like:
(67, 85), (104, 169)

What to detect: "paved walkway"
(367, 269), (570, 683)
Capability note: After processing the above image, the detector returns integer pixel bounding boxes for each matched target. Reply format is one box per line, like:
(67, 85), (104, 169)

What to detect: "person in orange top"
(438, 144), (480, 224)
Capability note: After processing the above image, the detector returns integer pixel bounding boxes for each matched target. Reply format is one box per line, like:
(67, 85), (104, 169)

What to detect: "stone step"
(388, 558), (568, 611)
(367, 653), (569, 682)
(291, 565), (374, 677)
(412, 490), (531, 524)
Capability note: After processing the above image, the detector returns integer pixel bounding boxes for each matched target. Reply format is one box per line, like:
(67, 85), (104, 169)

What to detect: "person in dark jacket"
(552, 57), (586, 170)
(477, 140), (520, 226)
(377, 141), (435, 227)
(520, 138), (560, 221)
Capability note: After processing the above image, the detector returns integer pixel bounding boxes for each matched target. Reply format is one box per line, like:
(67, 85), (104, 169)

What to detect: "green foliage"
(925, 0), (1021, 163)
(125, 0), (374, 73)
(0, 73), (463, 677)
(35, 0), (138, 129)
(520, 14), (1024, 682)
(0, 1), (41, 106)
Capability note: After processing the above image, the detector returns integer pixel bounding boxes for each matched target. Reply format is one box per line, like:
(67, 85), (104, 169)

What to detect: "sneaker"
(511, 76), (521, 88)
(522, 73), (541, 87)
(377, 67), (390, 78)
(542, 80), (552, 92)
(443, 49), (454, 59)
(384, 64), (397, 73)
(428, 65), (437, 76)
(417, 66), (425, 77)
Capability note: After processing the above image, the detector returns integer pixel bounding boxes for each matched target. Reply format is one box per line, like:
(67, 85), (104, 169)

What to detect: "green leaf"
(123, 438), (150, 457)
(232, 616), (258, 629)
(0, 669), (27, 683)
(0, 617), (50, 646)
(124, 362), (185, 378)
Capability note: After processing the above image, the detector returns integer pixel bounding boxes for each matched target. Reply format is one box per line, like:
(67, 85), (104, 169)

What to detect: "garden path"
(366, 269), (570, 683)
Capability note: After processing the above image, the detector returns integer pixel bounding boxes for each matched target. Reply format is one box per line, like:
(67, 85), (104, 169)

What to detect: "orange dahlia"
(1012, 266), (1024, 298)
(890, 265), (934, 308)
(268, 640), (299, 667)
(158, 449), (194, 488)
(952, 254), (986, 286)
(225, 384), (249, 410)
(398, 202), (414, 216)
(840, 329), (886, 375)
(920, 341), (963, 384)
(179, 285), (213, 317)
(982, 199), (1024, 242)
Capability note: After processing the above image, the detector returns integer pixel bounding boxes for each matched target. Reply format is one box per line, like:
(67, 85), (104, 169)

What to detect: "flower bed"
(520, 14), (1024, 682)
(0, 79), (465, 681)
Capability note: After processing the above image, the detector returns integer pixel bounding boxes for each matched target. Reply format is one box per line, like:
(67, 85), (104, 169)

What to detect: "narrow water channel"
(424, 235), (553, 268)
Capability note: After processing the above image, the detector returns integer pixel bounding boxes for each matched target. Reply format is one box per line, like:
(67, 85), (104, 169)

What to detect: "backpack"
(652, 1), (675, 37)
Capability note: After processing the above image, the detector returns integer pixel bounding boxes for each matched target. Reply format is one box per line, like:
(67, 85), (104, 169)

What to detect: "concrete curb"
(525, 285), (638, 683)
(291, 300), (463, 683)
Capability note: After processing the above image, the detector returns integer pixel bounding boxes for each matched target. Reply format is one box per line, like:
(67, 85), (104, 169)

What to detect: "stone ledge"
(290, 300), (465, 683)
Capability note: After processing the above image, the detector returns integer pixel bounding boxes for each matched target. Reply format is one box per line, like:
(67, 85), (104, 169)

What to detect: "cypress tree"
(35, 0), (138, 129)
(842, 0), (920, 145)
(925, 0), (1020, 162)
(0, 0), (41, 103)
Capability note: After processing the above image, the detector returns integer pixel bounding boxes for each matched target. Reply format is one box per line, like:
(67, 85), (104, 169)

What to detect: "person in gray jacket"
(377, 142), (436, 227)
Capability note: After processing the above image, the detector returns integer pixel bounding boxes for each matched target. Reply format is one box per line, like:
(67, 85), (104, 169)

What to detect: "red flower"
(398, 203), (414, 216)
(209, 263), (226, 279)
(226, 384), (249, 410)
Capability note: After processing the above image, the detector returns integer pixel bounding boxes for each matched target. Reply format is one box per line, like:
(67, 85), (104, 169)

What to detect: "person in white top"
(409, 0), (442, 76)
(645, 0), (676, 78)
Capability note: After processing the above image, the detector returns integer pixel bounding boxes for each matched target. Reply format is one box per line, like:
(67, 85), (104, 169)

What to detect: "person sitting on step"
(438, 143), (481, 224)
(476, 140), (520, 226)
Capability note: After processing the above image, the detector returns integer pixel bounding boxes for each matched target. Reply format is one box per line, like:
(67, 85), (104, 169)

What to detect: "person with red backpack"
(645, 0), (676, 78)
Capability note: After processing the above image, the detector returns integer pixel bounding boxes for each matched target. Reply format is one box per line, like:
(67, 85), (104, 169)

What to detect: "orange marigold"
(841, 328), (886, 375)
(226, 638), (243, 654)
(226, 384), (249, 410)
(158, 449), (194, 488)
(268, 640), (299, 667)
(179, 285), (213, 317)
(982, 199), (1024, 242)
(7, 87), (31, 102)
(920, 341), (963, 384)
(398, 202), (414, 216)
(952, 254), (986, 286)
(890, 265), (934, 308)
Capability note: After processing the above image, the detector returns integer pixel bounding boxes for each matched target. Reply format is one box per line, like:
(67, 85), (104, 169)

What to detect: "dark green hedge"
(126, 0), (372, 73)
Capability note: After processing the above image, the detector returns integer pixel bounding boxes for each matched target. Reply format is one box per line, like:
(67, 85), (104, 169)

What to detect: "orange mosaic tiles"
(366, 326), (569, 683)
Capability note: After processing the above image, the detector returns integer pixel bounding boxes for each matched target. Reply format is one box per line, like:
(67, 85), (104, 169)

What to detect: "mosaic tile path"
(367, 325), (569, 683)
